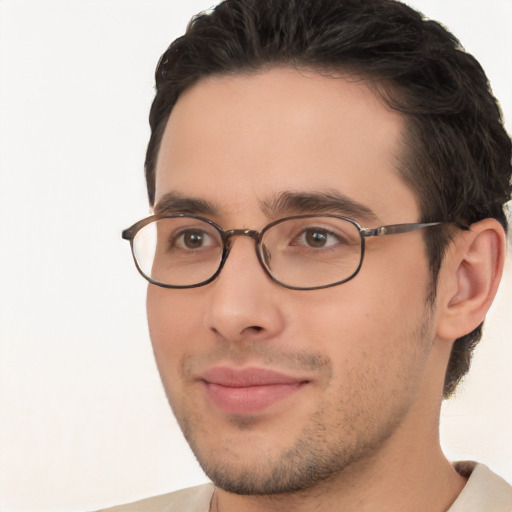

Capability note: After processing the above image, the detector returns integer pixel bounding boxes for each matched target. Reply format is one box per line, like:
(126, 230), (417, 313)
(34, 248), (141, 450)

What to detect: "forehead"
(155, 67), (419, 224)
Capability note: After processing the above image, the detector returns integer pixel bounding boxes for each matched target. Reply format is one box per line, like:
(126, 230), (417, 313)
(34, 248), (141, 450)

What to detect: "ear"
(436, 218), (506, 341)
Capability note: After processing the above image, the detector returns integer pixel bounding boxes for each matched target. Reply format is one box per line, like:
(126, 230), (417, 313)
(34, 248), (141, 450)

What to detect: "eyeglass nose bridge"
(219, 228), (271, 275)
(223, 228), (260, 241)
(221, 228), (262, 259)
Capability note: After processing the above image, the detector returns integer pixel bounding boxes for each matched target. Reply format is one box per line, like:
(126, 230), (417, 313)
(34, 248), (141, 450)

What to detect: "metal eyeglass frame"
(122, 214), (469, 291)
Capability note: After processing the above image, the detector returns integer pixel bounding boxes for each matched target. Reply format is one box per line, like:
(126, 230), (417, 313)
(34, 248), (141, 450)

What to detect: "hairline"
(148, 63), (422, 200)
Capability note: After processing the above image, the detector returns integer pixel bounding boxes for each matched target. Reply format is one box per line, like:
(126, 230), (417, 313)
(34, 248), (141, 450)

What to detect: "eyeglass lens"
(132, 216), (363, 289)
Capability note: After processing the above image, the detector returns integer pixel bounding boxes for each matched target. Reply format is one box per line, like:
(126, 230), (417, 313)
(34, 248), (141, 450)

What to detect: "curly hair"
(144, 0), (512, 397)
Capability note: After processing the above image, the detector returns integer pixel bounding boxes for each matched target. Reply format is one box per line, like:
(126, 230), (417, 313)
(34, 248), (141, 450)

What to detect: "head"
(144, 0), (511, 398)
(138, 0), (511, 497)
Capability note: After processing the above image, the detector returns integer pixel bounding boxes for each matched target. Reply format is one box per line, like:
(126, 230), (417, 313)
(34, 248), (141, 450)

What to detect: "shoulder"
(449, 462), (512, 512)
(94, 483), (215, 512)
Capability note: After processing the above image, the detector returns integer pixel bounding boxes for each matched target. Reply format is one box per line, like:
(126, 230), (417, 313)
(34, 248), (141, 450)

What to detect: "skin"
(147, 68), (472, 512)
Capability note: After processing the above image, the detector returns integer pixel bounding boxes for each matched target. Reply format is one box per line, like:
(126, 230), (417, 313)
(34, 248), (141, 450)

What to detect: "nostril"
(248, 325), (263, 332)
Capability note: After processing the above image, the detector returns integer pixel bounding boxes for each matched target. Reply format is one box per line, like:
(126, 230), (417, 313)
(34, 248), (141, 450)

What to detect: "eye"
(173, 228), (218, 250)
(303, 229), (329, 247)
(297, 228), (343, 248)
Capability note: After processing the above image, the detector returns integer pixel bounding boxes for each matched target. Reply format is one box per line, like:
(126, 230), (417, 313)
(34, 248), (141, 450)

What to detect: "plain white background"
(0, 1), (510, 511)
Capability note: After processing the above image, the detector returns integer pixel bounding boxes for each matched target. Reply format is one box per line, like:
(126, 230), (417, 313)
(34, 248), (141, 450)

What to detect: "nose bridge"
(222, 228), (263, 272)
(224, 228), (260, 243)
(219, 227), (275, 287)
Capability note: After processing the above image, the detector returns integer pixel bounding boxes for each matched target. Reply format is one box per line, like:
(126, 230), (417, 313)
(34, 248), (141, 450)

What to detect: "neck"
(211, 441), (466, 512)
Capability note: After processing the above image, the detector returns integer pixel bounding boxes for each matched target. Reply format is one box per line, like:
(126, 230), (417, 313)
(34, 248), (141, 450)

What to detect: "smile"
(200, 367), (309, 415)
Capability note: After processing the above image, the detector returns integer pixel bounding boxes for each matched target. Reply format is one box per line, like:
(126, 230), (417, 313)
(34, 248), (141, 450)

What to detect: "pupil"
(306, 230), (326, 247)
(184, 231), (203, 248)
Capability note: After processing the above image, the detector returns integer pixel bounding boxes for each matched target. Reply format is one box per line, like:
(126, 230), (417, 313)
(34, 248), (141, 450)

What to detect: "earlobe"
(436, 218), (506, 341)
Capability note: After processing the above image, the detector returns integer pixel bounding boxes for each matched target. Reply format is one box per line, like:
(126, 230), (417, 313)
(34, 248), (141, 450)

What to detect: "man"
(109, 0), (512, 510)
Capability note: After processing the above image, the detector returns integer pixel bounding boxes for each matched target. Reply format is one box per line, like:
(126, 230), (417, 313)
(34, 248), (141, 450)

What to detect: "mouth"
(200, 366), (309, 415)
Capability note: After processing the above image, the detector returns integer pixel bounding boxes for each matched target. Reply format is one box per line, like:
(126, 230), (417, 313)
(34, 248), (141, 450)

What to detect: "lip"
(200, 367), (309, 415)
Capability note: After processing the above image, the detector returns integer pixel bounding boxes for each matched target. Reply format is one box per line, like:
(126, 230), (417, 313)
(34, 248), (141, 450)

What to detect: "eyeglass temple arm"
(122, 217), (156, 240)
(361, 221), (469, 238)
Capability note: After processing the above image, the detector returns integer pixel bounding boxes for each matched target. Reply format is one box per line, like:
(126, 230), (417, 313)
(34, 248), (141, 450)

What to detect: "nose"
(203, 235), (285, 343)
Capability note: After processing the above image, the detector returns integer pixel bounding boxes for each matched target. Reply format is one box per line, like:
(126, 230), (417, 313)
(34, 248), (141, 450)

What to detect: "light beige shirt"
(449, 463), (512, 512)
(97, 463), (512, 512)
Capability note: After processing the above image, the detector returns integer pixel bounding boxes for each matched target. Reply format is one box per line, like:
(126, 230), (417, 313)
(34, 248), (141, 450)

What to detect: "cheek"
(291, 257), (432, 376)
(297, 293), (431, 427)
(146, 286), (201, 374)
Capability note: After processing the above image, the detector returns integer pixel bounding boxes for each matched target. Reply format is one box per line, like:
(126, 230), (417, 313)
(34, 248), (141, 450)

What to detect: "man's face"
(148, 68), (442, 494)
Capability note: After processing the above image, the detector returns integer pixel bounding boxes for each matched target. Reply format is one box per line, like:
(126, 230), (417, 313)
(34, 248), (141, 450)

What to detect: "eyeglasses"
(122, 214), (467, 290)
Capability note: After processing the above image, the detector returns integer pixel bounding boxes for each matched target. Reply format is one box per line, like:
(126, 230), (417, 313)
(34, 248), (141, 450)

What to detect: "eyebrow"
(260, 190), (380, 223)
(154, 192), (218, 216)
(154, 190), (379, 223)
